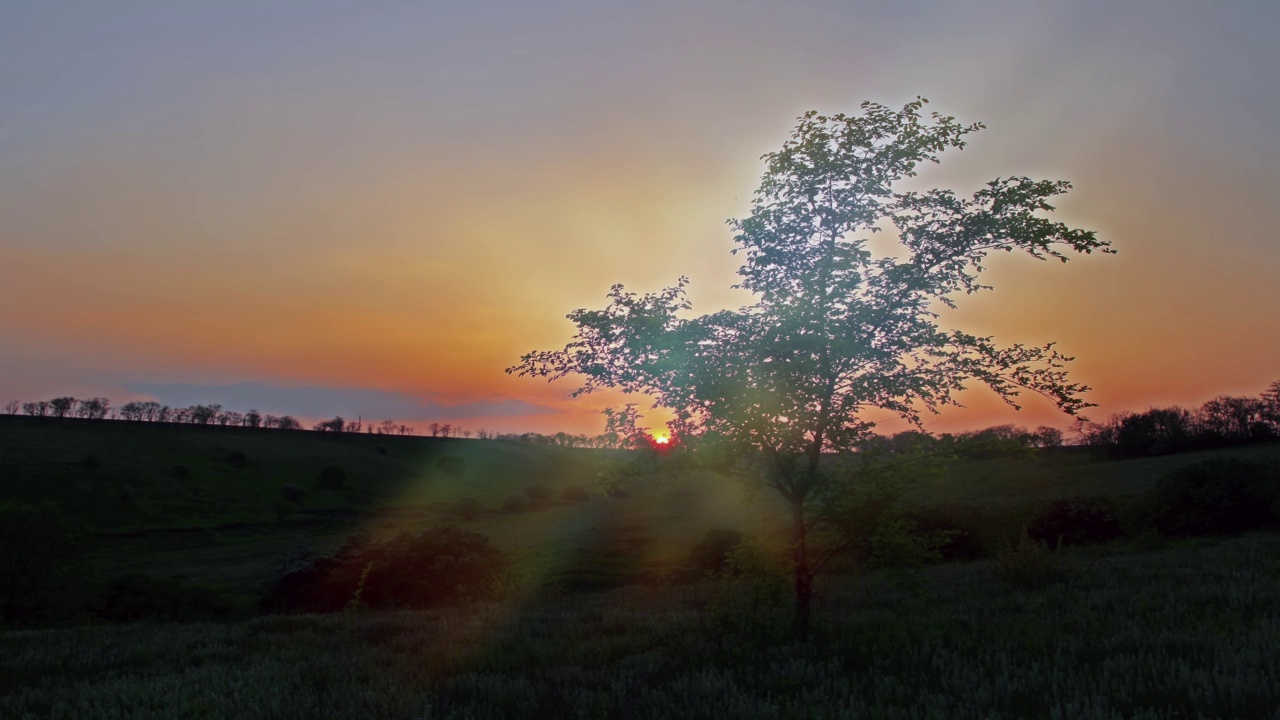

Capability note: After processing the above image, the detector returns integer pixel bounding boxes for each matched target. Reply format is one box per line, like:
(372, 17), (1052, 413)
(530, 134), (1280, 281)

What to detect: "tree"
(510, 98), (1110, 639)
(49, 397), (76, 419)
(3, 400), (18, 415)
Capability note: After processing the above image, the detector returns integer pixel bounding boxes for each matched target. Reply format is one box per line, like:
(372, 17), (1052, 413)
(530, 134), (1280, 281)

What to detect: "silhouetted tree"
(49, 397), (76, 419)
(511, 98), (1108, 640)
(3, 400), (19, 415)
(1032, 426), (1064, 448)
(22, 401), (50, 417)
(244, 409), (262, 428)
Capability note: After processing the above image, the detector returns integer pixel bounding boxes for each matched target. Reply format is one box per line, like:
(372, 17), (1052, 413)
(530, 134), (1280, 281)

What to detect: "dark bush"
(273, 501), (300, 524)
(281, 483), (307, 504)
(523, 484), (552, 503)
(375, 444), (388, 456)
(82, 454), (100, 471)
(1144, 458), (1280, 537)
(90, 574), (243, 623)
(0, 501), (90, 625)
(502, 493), (531, 513)
(456, 497), (483, 521)
(261, 526), (508, 613)
(226, 450), (249, 468)
(1027, 496), (1125, 548)
(560, 485), (590, 503)
(316, 465), (346, 490)
(906, 504), (986, 560)
(688, 528), (743, 575)
(172, 464), (191, 479)
(436, 456), (467, 479)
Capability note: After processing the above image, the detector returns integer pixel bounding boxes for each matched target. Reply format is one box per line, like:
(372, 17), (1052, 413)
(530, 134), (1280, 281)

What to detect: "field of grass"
(5, 418), (1280, 716)
(3, 416), (1279, 593)
(3, 532), (1278, 719)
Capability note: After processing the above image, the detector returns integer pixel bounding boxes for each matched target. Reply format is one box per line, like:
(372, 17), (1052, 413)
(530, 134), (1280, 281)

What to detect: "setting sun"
(652, 435), (670, 445)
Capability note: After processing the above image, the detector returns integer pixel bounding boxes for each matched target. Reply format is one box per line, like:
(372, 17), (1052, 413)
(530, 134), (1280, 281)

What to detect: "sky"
(1, 0), (1277, 437)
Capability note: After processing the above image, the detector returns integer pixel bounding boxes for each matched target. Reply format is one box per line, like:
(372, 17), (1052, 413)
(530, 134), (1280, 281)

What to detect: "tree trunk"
(791, 498), (812, 642)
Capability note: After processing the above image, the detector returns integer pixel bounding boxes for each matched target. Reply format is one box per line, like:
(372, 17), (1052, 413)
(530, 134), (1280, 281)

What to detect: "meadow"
(3, 416), (1280, 718)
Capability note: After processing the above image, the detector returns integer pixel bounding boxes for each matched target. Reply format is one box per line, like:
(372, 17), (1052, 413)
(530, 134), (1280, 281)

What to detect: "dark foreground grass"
(4, 533), (1279, 720)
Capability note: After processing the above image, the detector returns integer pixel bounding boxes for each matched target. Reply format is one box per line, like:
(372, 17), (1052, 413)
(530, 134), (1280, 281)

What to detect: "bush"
(280, 483), (307, 504)
(560, 485), (590, 503)
(0, 501), (90, 624)
(90, 574), (244, 623)
(226, 450), (249, 468)
(81, 454), (100, 471)
(261, 526), (508, 613)
(316, 465), (347, 490)
(375, 444), (387, 456)
(993, 532), (1078, 591)
(436, 456), (466, 479)
(1144, 459), (1280, 537)
(502, 493), (531, 513)
(905, 505), (985, 560)
(523, 484), (552, 503)
(687, 528), (743, 576)
(273, 501), (300, 524)
(456, 497), (483, 521)
(1027, 496), (1125, 548)
(172, 464), (190, 479)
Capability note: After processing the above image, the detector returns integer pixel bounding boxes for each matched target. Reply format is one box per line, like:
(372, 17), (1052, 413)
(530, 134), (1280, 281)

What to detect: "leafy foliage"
(510, 97), (1109, 638)
(1143, 458), (1280, 537)
(316, 465), (346, 490)
(261, 526), (508, 613)
(1027, 496), (1125, 547)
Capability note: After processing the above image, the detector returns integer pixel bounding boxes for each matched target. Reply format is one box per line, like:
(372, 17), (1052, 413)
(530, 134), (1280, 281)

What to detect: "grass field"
(3, 532), (1278, 719)
(4, 418), (1280, 717)
(3, 416), (1279, 592)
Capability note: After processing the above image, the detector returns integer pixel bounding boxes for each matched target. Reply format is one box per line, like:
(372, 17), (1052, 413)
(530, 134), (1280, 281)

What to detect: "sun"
(652, 435), (670, 445)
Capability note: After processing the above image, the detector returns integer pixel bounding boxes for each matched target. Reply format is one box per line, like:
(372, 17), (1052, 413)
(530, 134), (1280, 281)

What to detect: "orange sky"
(1, 2), (1276, 437)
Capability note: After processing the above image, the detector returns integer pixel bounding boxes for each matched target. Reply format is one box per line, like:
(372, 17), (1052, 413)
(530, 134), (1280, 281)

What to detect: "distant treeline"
(1075, 381), (1280, 458)
(0, 396), (633, 448)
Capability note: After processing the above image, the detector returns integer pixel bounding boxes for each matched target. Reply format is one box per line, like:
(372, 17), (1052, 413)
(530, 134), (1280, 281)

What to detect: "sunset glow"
(1, 2), (1276, 436)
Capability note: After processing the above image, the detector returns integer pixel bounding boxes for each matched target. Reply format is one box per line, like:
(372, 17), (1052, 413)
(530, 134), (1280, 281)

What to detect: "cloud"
(127, 382), (558, 421)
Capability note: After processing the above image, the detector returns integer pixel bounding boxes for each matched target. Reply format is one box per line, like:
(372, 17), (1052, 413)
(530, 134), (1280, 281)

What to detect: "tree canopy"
(509, 97), (1113, 638)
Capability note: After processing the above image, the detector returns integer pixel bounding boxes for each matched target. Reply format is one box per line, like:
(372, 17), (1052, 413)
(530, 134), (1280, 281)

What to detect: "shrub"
(375, 444), (387, 456)
(226, 450), (249, 468)
(905, 504), (985, 560)
(436, 456), (466, 479)
(502, 493), (531, 513)
(90, 574), (243, 623)
(993, 532), (1078, 591)
(261, 526), (508, 613)
(560, 485), (590, 503)
(316, 465), (346, 490)
(704, 538), (790, 640)
(172, 464), (191, 479)
(0, 501), (90, 624)
(81, 454), (100, 471)
(687, 528), (743, 575)
(1144, 458), (1280, 537)
(1027, 496), (1125, 548)
(523, 484), (552, 503)
(273, 501), (300, 524)
(456, 497), (483, 521)
(280, 483), (307, 504)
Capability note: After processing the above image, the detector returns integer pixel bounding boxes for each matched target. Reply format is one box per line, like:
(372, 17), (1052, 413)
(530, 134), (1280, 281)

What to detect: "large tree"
(510, 98), (1112, 639)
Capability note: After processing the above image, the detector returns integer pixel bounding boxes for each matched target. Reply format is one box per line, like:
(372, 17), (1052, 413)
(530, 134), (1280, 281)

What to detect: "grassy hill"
(3, 415), (1279, 592)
